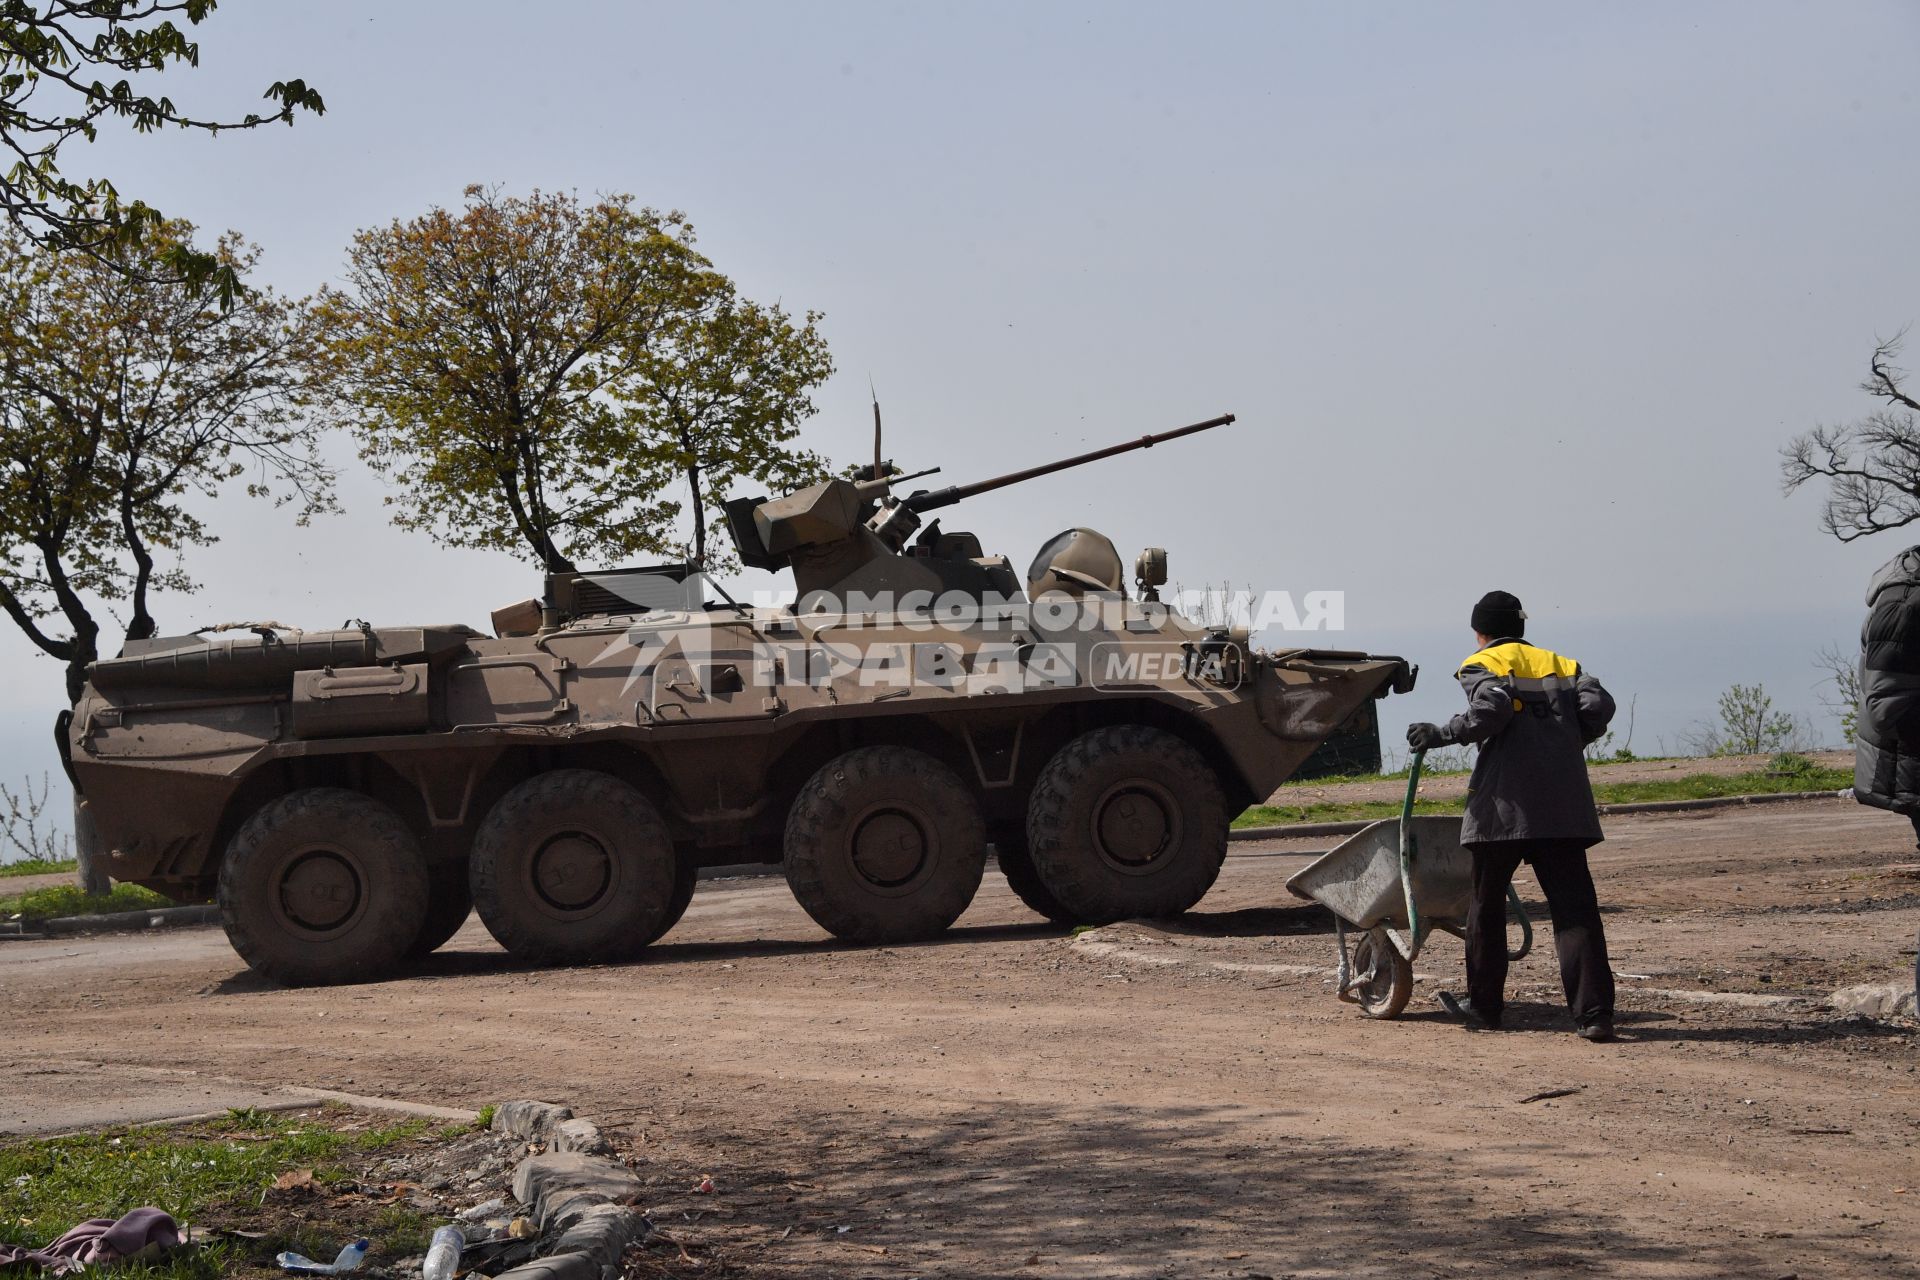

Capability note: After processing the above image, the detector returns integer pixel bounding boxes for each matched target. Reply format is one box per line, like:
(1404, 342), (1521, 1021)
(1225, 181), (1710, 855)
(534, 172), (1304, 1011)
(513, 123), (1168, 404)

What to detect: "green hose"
(1399, 748), (1424, 950)
(1506, 883), (1535, 960)
(1406, 747), (1534, 960)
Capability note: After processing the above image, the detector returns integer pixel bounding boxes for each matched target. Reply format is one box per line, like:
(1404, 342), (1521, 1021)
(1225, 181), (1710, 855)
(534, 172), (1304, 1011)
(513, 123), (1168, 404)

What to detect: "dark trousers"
(1466, 839), (1614, 1027)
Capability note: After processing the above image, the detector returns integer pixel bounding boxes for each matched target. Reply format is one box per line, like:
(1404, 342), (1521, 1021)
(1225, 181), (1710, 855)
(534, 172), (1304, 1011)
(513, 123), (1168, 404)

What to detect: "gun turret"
(722, 412), (1236, 599)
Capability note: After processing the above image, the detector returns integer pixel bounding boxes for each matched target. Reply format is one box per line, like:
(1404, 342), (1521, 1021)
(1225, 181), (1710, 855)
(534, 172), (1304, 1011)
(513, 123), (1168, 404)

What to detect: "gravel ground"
(1, 795), (1915, 1278)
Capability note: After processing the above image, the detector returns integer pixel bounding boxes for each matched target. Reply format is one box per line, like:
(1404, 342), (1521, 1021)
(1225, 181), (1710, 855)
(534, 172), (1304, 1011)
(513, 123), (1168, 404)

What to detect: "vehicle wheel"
(1026, 725), (1228, 924)
(469, 769), (678, 966)
(218, 788), (430, 987)
(1347, 925), (1413, 1019)
(784, 746), (987, 943)
(994, 830), (1077, 924)
(641, 854), (698, 946)
(407, 862), (473, 958)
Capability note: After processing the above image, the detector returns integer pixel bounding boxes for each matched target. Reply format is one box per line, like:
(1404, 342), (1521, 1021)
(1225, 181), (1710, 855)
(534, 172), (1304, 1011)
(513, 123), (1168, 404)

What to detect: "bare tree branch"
(1781, 330), (1920, 541)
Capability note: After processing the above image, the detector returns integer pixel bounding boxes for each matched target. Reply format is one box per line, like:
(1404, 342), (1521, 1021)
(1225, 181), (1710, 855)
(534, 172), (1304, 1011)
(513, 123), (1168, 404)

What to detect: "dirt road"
(3, 799), (1916, 1278)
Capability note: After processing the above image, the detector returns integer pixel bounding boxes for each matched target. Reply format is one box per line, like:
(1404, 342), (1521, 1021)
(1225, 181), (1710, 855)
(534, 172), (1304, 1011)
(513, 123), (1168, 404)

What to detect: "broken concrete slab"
(491, 1099), (574, 1143)
(550, 1117), (611, 1156)
(511, 1150), (643, 1232)
(489, 1253), (598, 1280)
(549, 1204), (647, 1272)
(1827, 980), (1918, 1021)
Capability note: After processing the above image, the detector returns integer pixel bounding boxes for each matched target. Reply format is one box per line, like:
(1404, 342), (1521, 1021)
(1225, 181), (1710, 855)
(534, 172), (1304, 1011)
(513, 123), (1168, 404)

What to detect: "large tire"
(407, 862), (473, 958)
(642, 854), (698, 946)
(217, 788), (430, 987)
(784, 746), (987, 943)
(994, 831), (1077, 924)
(469, 770), (678, 966)
(1027, 725), (1229, 924)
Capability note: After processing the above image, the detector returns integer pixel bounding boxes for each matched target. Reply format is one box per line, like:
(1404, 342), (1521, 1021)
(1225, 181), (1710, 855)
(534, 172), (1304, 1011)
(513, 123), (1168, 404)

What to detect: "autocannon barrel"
(900, 412), (1235, 513)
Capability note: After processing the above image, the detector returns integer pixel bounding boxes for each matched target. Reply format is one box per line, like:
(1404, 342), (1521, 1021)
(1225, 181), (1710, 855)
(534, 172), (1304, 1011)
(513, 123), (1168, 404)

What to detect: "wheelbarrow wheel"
(1349, 925), (1413, 1019)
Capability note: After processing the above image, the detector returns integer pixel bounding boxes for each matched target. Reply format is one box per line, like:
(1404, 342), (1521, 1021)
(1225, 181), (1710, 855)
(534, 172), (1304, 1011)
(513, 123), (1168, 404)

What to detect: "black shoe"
(1437, 990), (1502, 1031)
(1576, 1018), (1616, 1042)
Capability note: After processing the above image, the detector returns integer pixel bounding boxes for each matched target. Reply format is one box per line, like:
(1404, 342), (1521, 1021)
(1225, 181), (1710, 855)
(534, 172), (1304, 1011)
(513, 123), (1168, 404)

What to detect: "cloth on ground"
(0, 1208), (185, 1274)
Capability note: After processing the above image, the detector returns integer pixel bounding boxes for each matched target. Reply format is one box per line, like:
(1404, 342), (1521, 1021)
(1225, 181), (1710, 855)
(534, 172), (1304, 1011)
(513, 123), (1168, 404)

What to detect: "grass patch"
(0, 1108), (440, 1280)
(0, 856), (78, 878)
(1235, 766), (1852, 829)
(473, 1104), (497, 1129)
(0, 883), (173, 925)
(1586, 766), (1849, 805)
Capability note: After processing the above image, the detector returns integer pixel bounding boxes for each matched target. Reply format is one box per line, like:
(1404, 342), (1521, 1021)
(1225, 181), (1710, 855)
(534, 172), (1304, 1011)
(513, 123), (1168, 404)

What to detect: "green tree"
(0, 2), (323, 303)
(1713, 682), (1797, 756)
(316, 186), (833, 574)
(623, 281), (833, 568)
(0, 220), (329, 702)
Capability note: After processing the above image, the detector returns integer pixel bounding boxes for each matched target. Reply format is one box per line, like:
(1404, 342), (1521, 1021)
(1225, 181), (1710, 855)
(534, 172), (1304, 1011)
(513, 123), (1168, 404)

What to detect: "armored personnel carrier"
(67, 413), (1416, 985)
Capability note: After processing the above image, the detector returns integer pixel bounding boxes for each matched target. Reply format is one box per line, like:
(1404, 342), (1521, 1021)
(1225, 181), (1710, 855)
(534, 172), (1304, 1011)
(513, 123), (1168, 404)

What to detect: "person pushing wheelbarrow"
(1405, 591), (1621, 1041)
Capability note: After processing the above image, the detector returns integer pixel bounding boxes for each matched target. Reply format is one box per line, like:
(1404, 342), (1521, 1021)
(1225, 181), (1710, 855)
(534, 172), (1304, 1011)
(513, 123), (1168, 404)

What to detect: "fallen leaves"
(271, 1169), (314, 1192)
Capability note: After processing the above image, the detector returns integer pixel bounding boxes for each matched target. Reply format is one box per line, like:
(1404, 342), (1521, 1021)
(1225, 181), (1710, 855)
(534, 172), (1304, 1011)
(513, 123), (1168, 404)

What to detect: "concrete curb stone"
(491, 1255), (598, 1280)
(493, 1110), (648, 1280)
(1827, 980), (1919, 1021)
(549, 1204), (649, 1270)
(37, 904), (220, 934)
(512, 1150), (644, 1233)
(491, 1100), (574, 1143)
(551, 1117), (612, 1155)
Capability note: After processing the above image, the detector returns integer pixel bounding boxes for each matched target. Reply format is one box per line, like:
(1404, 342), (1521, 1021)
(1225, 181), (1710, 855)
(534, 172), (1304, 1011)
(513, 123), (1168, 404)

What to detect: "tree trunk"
(62, 635), (97, 706)
(73, 793), (108, 896)
(58, 695), (107, 897)
(687, 464), (706, 562)
(680, 427), (705, 563)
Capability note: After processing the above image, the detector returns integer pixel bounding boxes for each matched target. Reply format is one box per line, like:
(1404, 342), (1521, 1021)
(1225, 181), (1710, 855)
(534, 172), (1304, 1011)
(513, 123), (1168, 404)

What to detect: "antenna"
(869, 376), (884, 482)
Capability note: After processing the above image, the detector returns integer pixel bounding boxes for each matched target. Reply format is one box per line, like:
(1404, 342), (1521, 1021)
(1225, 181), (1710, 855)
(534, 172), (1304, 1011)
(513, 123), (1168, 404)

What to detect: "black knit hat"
(1470, 590), (1526, 639)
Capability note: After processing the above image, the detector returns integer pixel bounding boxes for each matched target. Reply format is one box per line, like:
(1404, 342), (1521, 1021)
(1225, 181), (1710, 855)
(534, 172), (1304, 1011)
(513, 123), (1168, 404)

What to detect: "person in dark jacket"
(1851, 546), (1920, 1010)
(1855, 547), (1920, 840)
(1406, 591), (1619, 1040)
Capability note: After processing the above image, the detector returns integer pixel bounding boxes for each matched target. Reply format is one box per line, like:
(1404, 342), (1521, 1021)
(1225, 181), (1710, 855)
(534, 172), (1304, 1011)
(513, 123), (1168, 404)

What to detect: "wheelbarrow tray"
(1285, 815), (1473, 931)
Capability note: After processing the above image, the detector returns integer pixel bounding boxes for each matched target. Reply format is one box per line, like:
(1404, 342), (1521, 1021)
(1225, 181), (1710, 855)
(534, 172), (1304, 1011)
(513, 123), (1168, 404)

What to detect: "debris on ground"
(275, 1237), (369, 1274)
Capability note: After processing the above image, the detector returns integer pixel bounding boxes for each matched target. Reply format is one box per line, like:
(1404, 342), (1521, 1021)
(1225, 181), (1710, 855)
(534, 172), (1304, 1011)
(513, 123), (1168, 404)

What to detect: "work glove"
(1406, 722), (1449, 751)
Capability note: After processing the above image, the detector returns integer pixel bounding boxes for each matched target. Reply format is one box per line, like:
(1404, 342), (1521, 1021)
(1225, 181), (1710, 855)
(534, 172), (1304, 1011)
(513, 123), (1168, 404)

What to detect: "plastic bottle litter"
(276, 1239), (369, 1275)
(457, 1199), (506, 1223)
(422, 1226), (464, 1280)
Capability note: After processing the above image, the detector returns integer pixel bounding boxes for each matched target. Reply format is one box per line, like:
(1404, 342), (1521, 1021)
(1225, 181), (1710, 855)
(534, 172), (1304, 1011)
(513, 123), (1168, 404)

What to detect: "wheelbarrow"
(1284, 747), (1533, 1018)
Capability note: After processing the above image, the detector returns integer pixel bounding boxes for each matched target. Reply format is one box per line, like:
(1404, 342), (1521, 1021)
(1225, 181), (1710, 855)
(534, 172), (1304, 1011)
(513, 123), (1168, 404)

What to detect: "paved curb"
(492, 1101), (646, 1280)
(27, 904), (221, 935)
(1229, 787), (1854, 842)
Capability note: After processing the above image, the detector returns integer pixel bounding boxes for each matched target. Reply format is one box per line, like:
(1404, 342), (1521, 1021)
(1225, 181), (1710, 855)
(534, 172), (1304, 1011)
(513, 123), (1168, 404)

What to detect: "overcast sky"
(5, 1), (1919, 844)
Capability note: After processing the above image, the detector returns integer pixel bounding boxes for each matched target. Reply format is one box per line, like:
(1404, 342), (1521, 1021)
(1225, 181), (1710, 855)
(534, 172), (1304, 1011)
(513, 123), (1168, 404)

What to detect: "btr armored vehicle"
(68, 413), (1415, 984)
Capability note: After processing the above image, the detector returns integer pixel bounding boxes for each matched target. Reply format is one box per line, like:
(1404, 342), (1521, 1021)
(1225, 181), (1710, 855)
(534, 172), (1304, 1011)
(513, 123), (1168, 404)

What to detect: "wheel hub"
(278, 849), (362, 933)
(533, 833), (613, 911)
(851, 810), (929, 888)
(1094, 782), (1178, 869)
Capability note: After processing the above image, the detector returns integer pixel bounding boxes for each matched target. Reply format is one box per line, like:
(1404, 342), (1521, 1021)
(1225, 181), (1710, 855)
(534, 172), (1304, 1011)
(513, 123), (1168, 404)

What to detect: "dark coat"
(1855, 547), (1920, 814)
(1439, 638), (1615, 848)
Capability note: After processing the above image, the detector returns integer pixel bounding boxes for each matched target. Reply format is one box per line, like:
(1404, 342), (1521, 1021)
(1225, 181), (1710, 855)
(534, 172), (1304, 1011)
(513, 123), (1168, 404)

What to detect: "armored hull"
(68, 413), (1415, 984)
